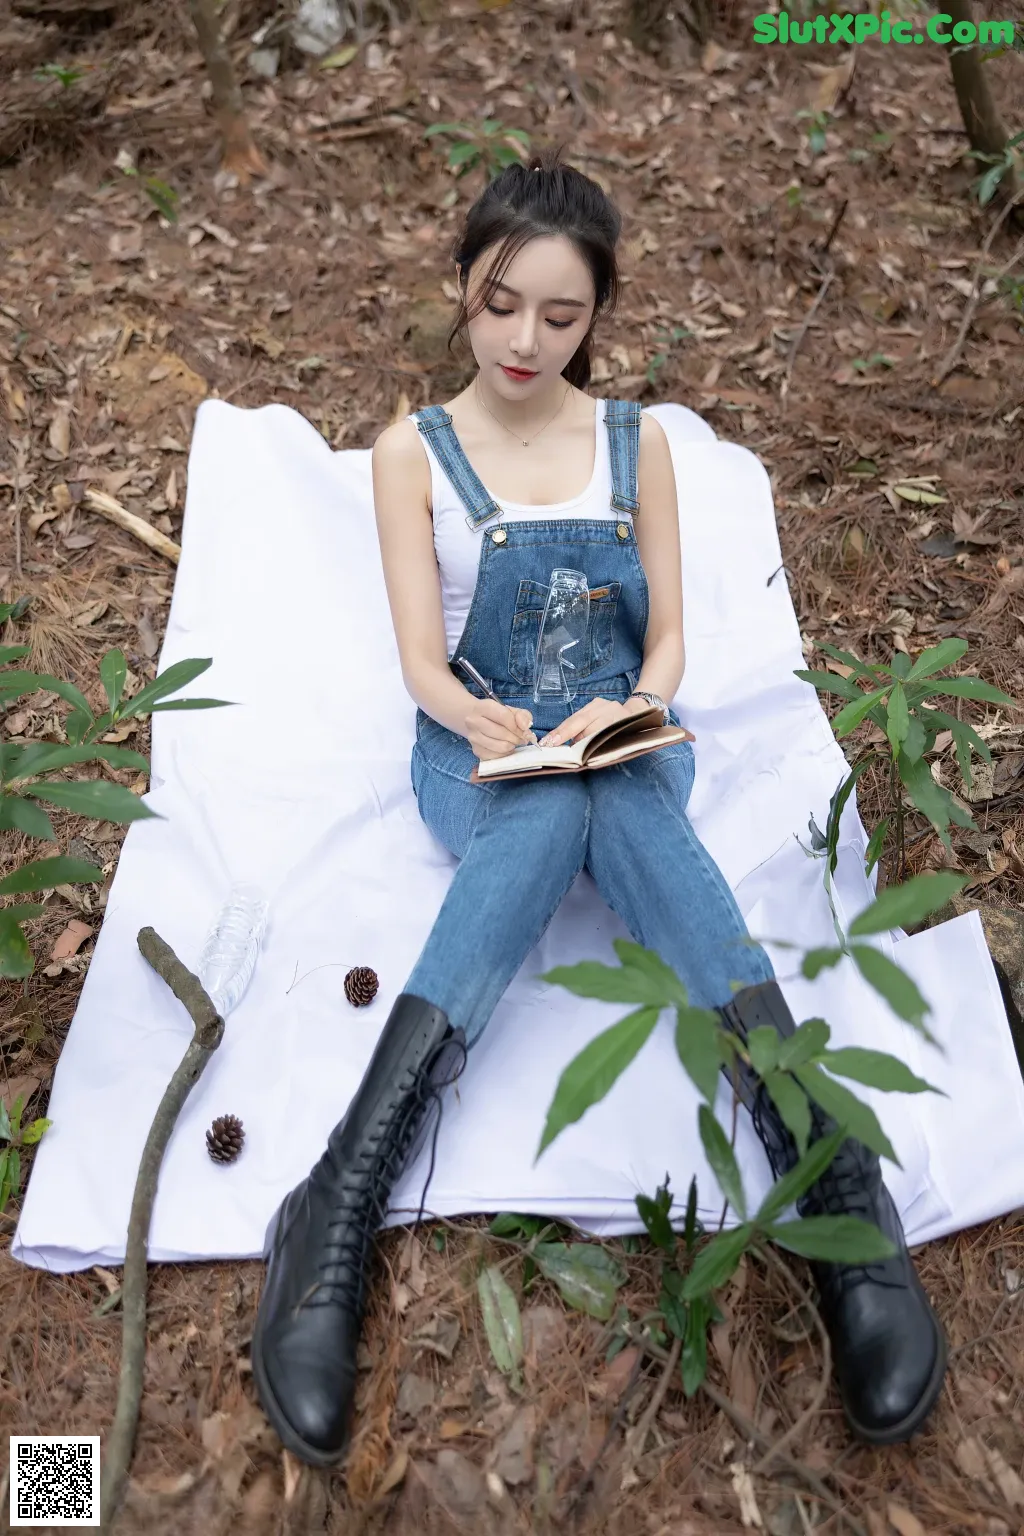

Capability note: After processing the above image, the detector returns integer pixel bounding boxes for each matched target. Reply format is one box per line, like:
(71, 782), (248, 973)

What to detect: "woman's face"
(457, 235), (597, 396)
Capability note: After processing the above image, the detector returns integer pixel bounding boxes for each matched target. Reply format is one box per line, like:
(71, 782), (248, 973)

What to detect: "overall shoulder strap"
(603, 399), (642, 517)
(411, 406), (503, 531)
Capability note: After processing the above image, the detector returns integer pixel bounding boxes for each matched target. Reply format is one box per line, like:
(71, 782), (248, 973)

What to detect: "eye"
(485, 303), (575, 330)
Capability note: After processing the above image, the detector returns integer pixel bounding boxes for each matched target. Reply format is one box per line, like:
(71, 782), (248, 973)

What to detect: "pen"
(455, 657), (538, 746)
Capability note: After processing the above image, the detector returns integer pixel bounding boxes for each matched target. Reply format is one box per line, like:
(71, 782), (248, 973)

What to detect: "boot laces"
(303, 1035), (467, 1312)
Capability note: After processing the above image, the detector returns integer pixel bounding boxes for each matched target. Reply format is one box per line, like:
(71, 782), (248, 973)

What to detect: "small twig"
(99, 928), (225, 1533)
(566, 1346), (651, 1515)
(819, 198), (849, 257)
(781, 269), (836, 403)
(700, 1379), (866, 1536)
(751, 1244), (831, 1475)
(932, 187), (1024, 385)
(618, 1334), (683, 1479)
(83, 489), (181, 565)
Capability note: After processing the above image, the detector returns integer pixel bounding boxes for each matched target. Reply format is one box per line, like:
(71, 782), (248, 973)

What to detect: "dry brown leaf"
(50, 919), (94, 961)
(887, 1504), (928, 1536)
(983, 1443), (1024, 1508)
(74, 599), (109, 628)
(2, 1071), (45, 1120)
(48, 409), (70, 458)
(165, 467), (178, 509)
(591, 1345), (640, 1401)
(377, 1448), (409, 1495)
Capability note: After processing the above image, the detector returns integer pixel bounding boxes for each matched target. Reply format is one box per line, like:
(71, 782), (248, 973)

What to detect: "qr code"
(10, 1436), (100, 1527)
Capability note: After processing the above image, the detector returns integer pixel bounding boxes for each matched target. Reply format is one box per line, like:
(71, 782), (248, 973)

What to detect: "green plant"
(0, 1089), (50, 1214)
(530, 860), (957, 1395)
(998, 272), (1024, 314)
(32, 62), (87, 89)
(0, 597), (232, 979)
(971, 128), (1024, 206)
(851, 353), (896, 373)
(795, 108), (831, 158)
(423, 117), (530, 181)
(646, 326), (692, 387)
(115, 153), (180, 223)
(795, 636), (1022, 878)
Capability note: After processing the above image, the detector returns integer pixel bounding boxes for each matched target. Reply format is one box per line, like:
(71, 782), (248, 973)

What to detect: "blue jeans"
(405, 713), (775, 1048)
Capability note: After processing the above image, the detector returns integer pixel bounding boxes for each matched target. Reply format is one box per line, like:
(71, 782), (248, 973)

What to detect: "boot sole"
(842, 1290), (949, 1447)
(250, 1201), (353, 1470)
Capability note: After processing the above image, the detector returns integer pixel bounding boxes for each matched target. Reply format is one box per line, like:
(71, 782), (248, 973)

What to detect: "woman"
(250, 147), (946, 1467)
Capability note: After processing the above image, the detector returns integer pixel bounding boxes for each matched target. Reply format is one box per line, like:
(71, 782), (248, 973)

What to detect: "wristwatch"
(629, 690), (670, 724)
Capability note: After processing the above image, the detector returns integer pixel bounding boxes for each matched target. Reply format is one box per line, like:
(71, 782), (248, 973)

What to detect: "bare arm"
(624, 410), (685, 714)
(371, 419), (484, 738)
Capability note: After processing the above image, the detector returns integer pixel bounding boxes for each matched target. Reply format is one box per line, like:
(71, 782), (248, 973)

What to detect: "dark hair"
(445, 143), (623, 390)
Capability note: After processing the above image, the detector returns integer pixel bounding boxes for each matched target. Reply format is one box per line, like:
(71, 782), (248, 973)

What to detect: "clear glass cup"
(532, 568), (590, 708)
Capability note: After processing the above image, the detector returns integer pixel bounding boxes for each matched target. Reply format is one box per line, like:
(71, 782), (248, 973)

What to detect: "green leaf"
(889, 653), (912, 680)
(746, 1025), (780, 1077)
(899, 713), (928, 765)
(812, 640), (879, 680)
(0, 644), (31, 664)
(931, 676), (1021, 709)
(20, 1116), (51, 1147)
(777, 1017), (831, 1071)
(636, 1179), (676, 1254)
(680, 1296), (711, 1396)
(147, 697), (234, 713)
(680, 1225), (751, 1301)
(898, 754), (975, 849)
(766, 1215), (898, 1263)
(532, 1242), (628, 1320)
(863, 817), (890, 877)
(823, 760), (873, 875)
(832, 686), (890, 737)
(675, 1006), (723, 1105)
(536, 1005), (660, 1158)
(0, 1099), (11, 1142)
(100, 649), (127, 713)
(0, 856), (103, 896)
(0, 670), (93, 719)
(0, 908), (40, 978)
(477, 1266), (524, 1385)
(802, 946), (844, 980)
(124, 657), (214, 716)
(793, 669), (864, 702)
(763, 1070), (812, 1157)
(24, 779), (160, 823)
(848, 871), (969, 937)
(817, 1046), (941, 1096)
(659, 1264), (688, 1338)
(611, 939), (691, 1007)
(907, 638), (968, 682)
(848, 945), (934, 1042)
(489, 1212), (544, 1240)
(0, 795), (56, 840)
(539, 958), (669, 1008)
(683, 1174), (701, 1255)
(755, 1129), (845, 1224)
(698, 1104), (747, 1219)
(9, 743), (150, 780)
(795, 1063), (899, 1164)
(886, 681), (910, 754)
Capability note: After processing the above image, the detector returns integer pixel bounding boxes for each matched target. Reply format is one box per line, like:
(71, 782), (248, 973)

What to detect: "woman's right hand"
(465, 698), (536, 761)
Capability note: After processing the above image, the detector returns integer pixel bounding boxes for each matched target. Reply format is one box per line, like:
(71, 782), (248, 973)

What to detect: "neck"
(473, 372), (572, 434)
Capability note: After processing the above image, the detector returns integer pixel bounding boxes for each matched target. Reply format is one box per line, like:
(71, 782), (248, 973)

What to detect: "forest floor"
(2, 0), (1024, 1531)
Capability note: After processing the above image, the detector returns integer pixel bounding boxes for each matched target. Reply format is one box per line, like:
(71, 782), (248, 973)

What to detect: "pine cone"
(344, 965), (379, 1007)
(206, 1113), (245, 1164)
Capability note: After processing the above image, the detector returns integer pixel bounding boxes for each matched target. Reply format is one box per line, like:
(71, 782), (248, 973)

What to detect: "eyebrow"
(493, 281), (588, 309)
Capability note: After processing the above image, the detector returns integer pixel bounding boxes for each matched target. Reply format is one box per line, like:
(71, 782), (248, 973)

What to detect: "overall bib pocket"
(507, 579), (620, 689)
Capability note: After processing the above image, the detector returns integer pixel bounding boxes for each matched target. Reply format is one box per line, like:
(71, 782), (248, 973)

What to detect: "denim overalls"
(402, 397), (774, 1047)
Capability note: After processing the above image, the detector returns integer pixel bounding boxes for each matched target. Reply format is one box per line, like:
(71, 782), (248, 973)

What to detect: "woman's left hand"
(539, 696), (646, 746)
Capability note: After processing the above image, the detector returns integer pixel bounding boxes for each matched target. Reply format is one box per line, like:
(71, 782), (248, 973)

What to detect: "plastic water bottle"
(197, 882), (269, 1017)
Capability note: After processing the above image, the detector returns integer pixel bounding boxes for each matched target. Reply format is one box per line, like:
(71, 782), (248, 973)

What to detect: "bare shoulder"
(639, 409), (671, 454)
(372, 416), (432, 513)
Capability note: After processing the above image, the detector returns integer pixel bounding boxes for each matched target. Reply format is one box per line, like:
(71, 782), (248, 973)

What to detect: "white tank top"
(411, 397), (629, 661)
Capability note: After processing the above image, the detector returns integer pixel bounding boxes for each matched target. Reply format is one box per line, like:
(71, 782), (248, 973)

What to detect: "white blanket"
(12, 399), (1024, 1274)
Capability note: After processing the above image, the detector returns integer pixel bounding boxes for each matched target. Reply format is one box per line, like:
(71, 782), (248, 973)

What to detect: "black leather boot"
(716, 979), (947, 1445)
(251, 992), (466, 1466)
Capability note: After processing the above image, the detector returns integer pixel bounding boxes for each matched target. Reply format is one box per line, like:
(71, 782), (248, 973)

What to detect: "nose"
(511, 313), (540, 360)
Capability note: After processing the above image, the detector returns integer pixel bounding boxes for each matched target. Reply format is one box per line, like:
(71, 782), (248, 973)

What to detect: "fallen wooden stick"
(83, 489), (181, 565)
(100, 928), (224, 1532)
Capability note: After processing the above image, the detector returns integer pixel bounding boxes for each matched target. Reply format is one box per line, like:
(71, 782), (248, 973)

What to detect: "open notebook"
(469, 703), (695, 782)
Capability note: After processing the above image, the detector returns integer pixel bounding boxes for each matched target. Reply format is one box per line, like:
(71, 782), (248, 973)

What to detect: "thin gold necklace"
(474, 375), (572, 448)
